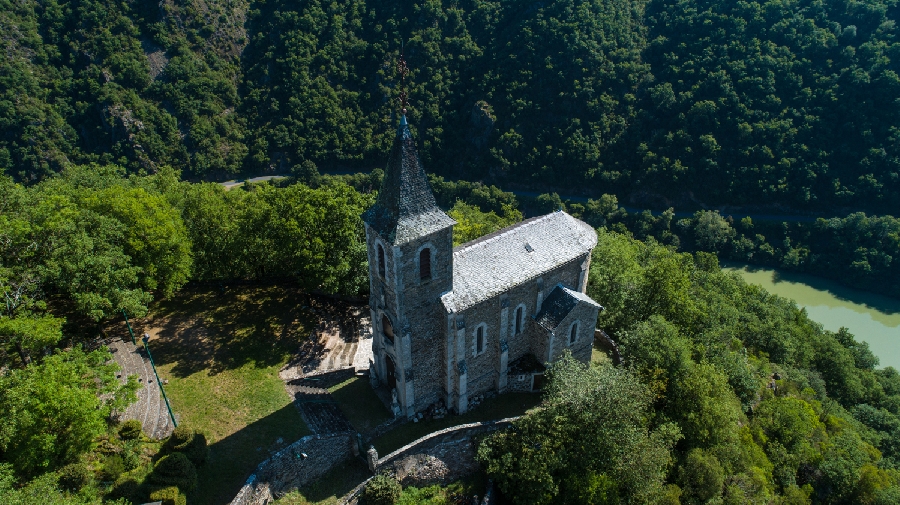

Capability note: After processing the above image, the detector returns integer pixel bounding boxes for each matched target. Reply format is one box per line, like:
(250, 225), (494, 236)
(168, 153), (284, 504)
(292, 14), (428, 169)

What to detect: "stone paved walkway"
(279, 302), (372, 435)
(107, 338), (174, 439)
(284, 374), (355, 434)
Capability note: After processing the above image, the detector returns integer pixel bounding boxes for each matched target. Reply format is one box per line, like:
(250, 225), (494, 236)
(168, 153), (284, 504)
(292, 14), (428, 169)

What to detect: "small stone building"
(362, 115), (603, 417)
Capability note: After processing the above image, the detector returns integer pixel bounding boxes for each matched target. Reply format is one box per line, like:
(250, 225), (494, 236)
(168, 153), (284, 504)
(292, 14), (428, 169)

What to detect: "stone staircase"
(107, 338), (174, 439)
(286, 375), (354, 435)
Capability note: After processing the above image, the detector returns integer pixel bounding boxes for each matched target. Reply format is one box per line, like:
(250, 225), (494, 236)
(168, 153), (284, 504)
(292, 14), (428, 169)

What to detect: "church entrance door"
(386, 355), (397, 390)
(532, 373), (544, 391)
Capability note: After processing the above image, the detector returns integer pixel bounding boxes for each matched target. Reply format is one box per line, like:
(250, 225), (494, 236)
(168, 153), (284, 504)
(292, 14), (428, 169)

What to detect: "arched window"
(476, 325), (485, 355)
(515, 306), (524, 335)
(382, 315), (394, 345)
(569, 322), (579, 344)
(377, 244), (386, 278)
(419, 248), (431, 280)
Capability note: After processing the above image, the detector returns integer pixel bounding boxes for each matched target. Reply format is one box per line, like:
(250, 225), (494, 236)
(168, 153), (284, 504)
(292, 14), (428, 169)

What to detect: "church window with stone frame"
(475, 325), (486, 356)
(514, 305), (525, 335)
(569, 321), (579, 344)
(382, 315), (394, 346)
(377, 244), (386, 278)
(419, 247), (432, 281)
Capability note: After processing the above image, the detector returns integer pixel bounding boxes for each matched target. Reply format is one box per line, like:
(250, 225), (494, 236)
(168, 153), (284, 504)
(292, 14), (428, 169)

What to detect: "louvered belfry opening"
(382, 315), (394, 345)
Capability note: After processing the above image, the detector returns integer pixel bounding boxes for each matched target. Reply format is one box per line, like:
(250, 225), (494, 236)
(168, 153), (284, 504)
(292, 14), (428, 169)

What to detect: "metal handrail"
(122, 310), (136, 345)
(142, 334), (178, 429)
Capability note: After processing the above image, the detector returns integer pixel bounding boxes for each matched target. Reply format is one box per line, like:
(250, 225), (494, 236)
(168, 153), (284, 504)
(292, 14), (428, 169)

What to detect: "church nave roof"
(441, 211), (597, 313)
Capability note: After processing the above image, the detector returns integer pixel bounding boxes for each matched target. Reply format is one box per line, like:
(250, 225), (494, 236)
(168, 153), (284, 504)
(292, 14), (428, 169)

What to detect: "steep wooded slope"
(2, 0), (898, 212)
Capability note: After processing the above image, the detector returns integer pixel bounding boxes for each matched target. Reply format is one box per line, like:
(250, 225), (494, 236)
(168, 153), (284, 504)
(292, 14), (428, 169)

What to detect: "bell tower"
(361, 113), (455, 417)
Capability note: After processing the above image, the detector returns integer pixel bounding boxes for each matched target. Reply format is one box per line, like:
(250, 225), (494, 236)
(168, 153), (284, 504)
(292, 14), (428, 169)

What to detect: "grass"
(275, 458), (372, 505)
(592, 346), (612, 365)
(396, 474), (488, 505)
(371, 392), (541, 456)
(140, 285), (315, 505)
(328, 376), (392, 436)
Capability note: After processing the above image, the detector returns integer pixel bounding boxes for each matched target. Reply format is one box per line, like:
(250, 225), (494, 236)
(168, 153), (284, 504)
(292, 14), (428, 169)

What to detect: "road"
(220, 175), (288, 190)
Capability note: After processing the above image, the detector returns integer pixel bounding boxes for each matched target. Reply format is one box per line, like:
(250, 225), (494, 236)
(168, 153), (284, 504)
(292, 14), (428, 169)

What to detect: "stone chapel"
(362, 114), (603, 417)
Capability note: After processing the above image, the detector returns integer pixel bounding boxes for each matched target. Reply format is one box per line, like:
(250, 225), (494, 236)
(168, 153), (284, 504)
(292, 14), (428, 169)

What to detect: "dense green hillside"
(2, 0), (899, 211)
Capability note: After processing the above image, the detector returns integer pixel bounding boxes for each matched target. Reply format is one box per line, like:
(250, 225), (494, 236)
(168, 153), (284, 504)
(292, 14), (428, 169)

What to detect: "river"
(722, 262), (900, 370)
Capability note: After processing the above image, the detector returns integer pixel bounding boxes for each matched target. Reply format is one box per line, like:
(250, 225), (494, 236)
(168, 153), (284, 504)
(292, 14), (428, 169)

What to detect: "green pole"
(142, 334), (178, 429)
(122, 310), (136, 345)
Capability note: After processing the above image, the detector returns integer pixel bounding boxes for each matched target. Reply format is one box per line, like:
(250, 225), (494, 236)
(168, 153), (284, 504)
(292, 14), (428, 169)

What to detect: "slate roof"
(534, 284), (602, 332)
(440, 211), (598, 313)
(362, 115), (455, 245)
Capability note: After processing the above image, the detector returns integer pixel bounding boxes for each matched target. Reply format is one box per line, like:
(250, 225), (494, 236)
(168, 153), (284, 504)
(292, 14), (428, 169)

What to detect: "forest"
(2, 0), (899, 213)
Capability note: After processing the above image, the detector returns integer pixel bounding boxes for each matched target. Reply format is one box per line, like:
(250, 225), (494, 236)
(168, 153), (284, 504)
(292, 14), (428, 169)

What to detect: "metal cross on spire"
(397, 45), (409, 115)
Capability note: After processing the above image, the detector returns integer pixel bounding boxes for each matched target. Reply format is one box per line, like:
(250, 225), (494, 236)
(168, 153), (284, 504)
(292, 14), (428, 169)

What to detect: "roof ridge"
(453, 211), (572, 254)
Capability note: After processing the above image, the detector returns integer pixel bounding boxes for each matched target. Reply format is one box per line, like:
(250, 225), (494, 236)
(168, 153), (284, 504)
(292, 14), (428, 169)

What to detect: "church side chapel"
(362, 111), (603, 418)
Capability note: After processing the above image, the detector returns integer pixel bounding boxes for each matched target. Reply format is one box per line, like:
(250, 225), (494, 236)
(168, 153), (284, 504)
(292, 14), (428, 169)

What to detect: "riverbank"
(723, 261), (900, 370)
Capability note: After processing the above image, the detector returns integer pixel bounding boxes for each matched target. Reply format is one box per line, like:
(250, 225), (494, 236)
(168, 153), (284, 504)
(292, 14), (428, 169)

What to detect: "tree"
(173, 182), (244, 281)
(751, 395), (827, 489)
(692, 211), (735, 252)
(80, 186), (192, 297)
(478, 354), (679, 504)
(447, 201), (523, 246)
(0, 348), (138, 477)
(0, 315), (64, 366)
(678, 449), (725, 505)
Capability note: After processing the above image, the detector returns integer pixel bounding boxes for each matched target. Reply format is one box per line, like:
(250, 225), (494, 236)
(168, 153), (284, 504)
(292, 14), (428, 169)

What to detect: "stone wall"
(449, 257), (586, 410)
(545, 301), (598, 364)
(229, 432), (355, 505)
(506, 372), (540, 393)
(339, 417), (520, 505)
(594, 329), (623, 365)
(366, 224), (455, 417)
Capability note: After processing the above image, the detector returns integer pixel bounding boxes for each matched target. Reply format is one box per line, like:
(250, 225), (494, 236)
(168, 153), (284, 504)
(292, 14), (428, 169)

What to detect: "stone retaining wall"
(594, 329), (623, 365)
(230, 432), (355, 505)
(340, 417), (519, 504)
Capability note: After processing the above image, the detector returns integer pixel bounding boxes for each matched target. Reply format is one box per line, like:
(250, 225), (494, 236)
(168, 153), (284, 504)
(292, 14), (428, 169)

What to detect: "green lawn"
(275, 458), (372, 505)
(145, 285), (314, 505)
(328, 377), (392, 437)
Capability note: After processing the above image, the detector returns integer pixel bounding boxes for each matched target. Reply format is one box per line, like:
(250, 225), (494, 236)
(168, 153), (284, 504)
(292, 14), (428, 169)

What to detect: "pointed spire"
(362, 115), (455, 245)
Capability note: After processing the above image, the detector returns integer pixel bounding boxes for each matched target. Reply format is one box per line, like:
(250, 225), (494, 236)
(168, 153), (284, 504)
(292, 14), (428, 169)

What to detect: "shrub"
(149, 452), (198, 491)
(166, 425), (194, 449)
(364, 473), (401, 505)
(165, 425), (208, 465)
(108, 478), (140, 502)
(181, 432), (208, 466)
(100, 454), (126, 482)
(119, 419), (144, 440)
(122, 441), (142, 471)
(58, 462), (92, 491)
(149, 485), (187, 505)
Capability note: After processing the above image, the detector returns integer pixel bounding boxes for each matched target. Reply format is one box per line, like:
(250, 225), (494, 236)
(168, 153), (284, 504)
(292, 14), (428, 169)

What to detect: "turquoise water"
(722, 262), (900, 370)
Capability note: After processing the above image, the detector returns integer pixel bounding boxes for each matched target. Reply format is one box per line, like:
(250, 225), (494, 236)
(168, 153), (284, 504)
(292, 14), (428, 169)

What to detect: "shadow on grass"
(143, 285), (313, 378)
(187, 402), (310, 505)
(277, 458), (372, 505)
(328, 377), (392, 437)
(125, 285), (364, 379)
